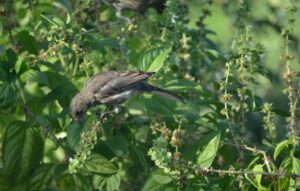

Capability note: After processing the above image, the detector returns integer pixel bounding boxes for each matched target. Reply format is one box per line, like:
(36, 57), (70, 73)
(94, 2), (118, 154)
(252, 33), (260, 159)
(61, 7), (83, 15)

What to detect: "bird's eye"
(76, 111), (81, 116)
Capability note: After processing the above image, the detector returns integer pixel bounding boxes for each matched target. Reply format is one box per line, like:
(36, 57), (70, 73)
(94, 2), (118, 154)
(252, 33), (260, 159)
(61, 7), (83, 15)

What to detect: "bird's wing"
(112, 71), (155, 89)
(83, 71), (155, 100)
(100, 71), (155, 95)
(83, 71), (115, 89)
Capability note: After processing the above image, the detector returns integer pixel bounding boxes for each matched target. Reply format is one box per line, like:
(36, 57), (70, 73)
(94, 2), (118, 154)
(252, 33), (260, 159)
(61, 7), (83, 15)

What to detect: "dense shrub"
(0, 0), (300, 190)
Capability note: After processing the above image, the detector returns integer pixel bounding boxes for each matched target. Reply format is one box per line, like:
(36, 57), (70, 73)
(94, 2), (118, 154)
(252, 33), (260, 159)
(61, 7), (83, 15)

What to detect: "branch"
(172, 158), (300, 179)
(221, 141), (273, 172)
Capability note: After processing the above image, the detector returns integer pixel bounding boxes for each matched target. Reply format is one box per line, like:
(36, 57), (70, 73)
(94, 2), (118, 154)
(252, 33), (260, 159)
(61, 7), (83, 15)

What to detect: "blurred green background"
(1, 0), (300, 190)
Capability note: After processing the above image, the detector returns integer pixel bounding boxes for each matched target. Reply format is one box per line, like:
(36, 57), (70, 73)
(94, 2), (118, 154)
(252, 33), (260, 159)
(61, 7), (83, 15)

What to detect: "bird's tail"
(139, 83), (185, 103)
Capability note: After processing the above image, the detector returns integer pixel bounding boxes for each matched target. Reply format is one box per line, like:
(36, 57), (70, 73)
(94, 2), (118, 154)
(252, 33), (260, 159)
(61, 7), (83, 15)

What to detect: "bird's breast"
(100, 89), (137, 105)
(116, 89), (136, 100)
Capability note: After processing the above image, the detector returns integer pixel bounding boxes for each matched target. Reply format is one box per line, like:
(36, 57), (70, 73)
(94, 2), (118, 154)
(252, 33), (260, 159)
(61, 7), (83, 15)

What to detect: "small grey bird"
(70, 71), (184, 123)
(103, 0), (166, 22)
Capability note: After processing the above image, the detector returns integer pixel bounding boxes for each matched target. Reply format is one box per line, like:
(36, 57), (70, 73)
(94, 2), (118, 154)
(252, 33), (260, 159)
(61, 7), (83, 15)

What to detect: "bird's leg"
(96, 105), (123, 122)
(96, 109), (112, 122)
(98, 112), (110, 122)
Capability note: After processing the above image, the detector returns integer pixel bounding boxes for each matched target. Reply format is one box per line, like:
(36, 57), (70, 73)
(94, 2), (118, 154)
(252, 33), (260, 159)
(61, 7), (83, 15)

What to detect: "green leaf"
(92, 175), (106, 190)
(164, 79), (203, 91)
(142, 171), (175, 191)
(93, 173), (121, 191)
(290, 157), (300, 190)
(152, 170), (172, 184)
(67, 123), (82, 150)
(0, 170), (9, 191)
(245, 164), (269, 190)
(247, 156), (261, 169)
(45, 71), (76, 89)
(41, 86), (65, 104)
(143, 96), (175, 115)
(280, 157), (293, 191)
(147, 47), (172, 72)
(28, 164), (68, 190)
(55, 173), (77, 191)
(106, 174), (121, 191)
(28, 164), (55, 191)
(0, 21), (2, 35)
(292, 157), (300, 174)
(2, 121), (44, 181)
(253, 165), (266, 190)
(16, 30), (39, 55)
(15, 59), (28, 74)
(1, 49), (17, 73)
(205, 49), (220, 59)
(73, 174), (94, 191)
(196, 132), (220, 168)
(0, 82), (20, 110)
(278, 156), (300, 191)
(55, 0), (72, 24)
(131, 145), (149, 174)
(84, 153), (118, 174)
(139, 47), (172, 72)
(41, 15), (64, 26)
(105, 135), (128, 156)
(0, 45), (5, 55)
(274, 140), (289, 160)
(20, 69), (48, 85)
(85, 37), (120, 52)
(41, 71), (77, 108)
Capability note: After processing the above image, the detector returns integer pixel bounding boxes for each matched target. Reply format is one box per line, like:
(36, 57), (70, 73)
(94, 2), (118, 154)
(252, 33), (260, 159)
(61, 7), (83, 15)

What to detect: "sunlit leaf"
(139, 47), (172, 72)
(196, 132), (220, 168)
(2, 121), (44, 181)
(55, 0), (72, 24)
(152, 170), (172, 184)
(20, 69), (49, 85)
(274, 140), (289, 160)
(141, 170), (176, 191)
(245, 164), (269, 190)
(73, 173), (94, 191)
(84, 153), (118, 174)
(290, 157), (300, 190)
(205, 49), (220, 59)
(93, 173), (121, 191)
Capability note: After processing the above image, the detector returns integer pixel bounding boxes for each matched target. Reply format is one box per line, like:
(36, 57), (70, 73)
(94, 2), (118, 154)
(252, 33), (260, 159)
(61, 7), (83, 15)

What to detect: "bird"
(70, 71), (184, 123)
(103, 0), (166, 22)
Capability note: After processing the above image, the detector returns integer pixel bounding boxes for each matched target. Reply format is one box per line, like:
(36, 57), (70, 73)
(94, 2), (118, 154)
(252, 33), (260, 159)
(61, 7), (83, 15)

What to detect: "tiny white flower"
(171, 14), (178, 23)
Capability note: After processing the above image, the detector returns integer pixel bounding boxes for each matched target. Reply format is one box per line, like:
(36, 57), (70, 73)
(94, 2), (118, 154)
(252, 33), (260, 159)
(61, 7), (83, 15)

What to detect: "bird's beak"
(76, 116), (84, 125)
(73, 114), (83, 125)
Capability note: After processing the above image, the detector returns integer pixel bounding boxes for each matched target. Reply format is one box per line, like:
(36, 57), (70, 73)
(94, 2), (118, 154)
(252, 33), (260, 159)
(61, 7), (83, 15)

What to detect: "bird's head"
(70, 93), (87, 124)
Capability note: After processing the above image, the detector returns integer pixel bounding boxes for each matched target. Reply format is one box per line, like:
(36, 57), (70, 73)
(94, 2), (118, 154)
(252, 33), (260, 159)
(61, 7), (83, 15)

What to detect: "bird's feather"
(138, 83), (185, 103)
(86, 71), (154, 102)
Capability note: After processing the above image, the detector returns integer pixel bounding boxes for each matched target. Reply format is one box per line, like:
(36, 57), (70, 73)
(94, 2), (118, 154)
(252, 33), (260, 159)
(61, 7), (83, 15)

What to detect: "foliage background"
(0, 0), (300, 190)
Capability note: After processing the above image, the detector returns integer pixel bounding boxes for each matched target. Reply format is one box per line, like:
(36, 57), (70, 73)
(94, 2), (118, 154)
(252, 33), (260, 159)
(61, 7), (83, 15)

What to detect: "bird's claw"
(113, 107), (122, 114)
(96, 107), (122, 122)
(97, 112), (109, 122)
